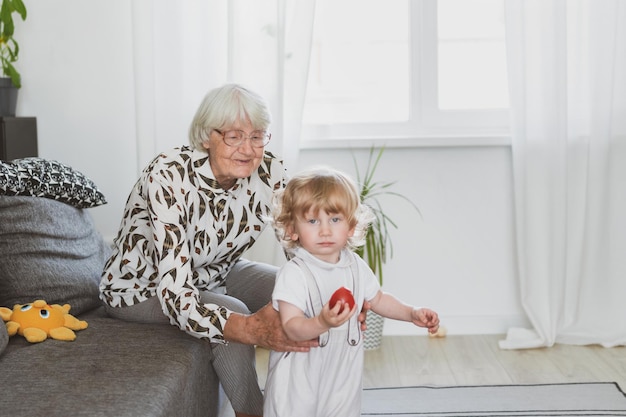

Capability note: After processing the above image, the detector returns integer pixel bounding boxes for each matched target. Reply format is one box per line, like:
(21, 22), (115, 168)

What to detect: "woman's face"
(202, 119), (265, 189)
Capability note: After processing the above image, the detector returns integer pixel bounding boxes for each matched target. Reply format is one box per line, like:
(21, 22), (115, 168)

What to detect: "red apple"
(329, 287), (356, 312)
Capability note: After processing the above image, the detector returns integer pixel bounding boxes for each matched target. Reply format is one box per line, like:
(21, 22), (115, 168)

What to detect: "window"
(301, 0), (509, 147)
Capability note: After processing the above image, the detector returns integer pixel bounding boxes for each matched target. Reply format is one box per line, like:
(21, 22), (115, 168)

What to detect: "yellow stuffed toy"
(0, 299), (88, 343)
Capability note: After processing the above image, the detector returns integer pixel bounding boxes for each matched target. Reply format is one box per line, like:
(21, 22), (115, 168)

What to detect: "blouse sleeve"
(146, 164), (231, 344)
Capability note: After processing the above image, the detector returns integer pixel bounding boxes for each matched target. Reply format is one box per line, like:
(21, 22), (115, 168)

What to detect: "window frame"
(300, 0), (510, 149)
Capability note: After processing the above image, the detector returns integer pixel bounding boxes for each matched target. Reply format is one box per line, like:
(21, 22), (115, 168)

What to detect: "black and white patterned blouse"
(100, 146), (287, 343)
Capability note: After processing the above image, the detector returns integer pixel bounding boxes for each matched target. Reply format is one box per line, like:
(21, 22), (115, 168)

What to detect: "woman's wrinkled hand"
(358, 300), (371, 332)
(224, 303), (318, 352)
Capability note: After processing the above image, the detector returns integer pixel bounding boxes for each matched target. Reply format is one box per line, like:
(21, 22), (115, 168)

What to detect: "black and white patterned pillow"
(0, 158), (107, 208)
(0, 160), (22, 194)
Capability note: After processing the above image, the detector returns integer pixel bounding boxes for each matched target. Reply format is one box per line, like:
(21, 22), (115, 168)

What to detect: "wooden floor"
(256, 335), (626, 390)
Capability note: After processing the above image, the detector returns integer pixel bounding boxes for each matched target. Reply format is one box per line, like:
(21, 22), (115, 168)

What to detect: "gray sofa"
(0, 158), (222, 417)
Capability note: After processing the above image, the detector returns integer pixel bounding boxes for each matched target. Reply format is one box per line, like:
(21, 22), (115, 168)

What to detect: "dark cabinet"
(0, 117), (38, 161)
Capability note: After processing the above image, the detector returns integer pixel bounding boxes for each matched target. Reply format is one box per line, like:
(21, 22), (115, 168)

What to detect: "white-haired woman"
(100, 83), (316, 417)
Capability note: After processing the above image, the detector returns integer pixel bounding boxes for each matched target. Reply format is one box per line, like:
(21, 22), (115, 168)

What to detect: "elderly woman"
(100, 84), (316, 417)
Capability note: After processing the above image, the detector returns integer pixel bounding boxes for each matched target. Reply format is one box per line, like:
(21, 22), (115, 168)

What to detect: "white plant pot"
(363, 309), (384, 350)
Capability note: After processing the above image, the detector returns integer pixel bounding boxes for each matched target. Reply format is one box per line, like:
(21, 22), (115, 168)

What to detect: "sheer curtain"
(500, 0), (626, 349)
(228, 0), (316, 264)
(130, 0), (316, 264)
(229, 0), (316, 168)
(130, 0), (229, 169)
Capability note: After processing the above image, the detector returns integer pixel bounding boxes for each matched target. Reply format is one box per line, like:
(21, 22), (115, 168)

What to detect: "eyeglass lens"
(221, 130), (270, 147)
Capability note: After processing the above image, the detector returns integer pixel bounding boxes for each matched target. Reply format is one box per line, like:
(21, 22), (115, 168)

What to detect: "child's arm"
(369, 290), (440, 334)
(278, 300), (357, 342)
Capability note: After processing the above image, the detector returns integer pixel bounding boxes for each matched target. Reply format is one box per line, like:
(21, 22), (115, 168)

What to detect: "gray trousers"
(104, 259), (277, 415)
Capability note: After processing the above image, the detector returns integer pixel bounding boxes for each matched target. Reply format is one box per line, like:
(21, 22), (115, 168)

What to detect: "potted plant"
(0, 0), (27, 116)
(354, 146), (421, 349)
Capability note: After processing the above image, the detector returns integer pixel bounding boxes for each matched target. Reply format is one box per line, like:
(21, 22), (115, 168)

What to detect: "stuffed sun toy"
(0, 299), (88, 343)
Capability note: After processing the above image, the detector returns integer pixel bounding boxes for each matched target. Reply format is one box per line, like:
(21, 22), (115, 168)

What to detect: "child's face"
(290, 209), (355, 263)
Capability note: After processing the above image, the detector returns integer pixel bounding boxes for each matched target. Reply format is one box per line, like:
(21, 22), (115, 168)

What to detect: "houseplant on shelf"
(354, 146), (421, 350)
(0, 0), (27, 116)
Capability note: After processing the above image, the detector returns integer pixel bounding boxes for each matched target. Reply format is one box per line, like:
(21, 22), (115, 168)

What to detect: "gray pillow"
(0, 196), (111, 316)
(0, 321), (7, 357)
(0, 158), (107, 209)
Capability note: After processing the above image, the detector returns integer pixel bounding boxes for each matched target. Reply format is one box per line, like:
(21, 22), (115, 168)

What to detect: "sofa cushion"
(0, 158), (106, 208)
(0, 307), (220, 417)
(0, 196), (111, 315)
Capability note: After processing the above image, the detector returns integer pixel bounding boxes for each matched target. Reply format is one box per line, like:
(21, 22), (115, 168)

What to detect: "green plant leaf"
(353, 146), (421, 286)
(0, 0), (26, 86)
(12, 0), (27, 20)
(4, 60), (19, 87)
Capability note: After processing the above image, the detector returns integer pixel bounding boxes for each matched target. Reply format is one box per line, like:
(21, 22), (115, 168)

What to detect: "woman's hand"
(223, 303), (318, 352)
(359, 300), (371, 331)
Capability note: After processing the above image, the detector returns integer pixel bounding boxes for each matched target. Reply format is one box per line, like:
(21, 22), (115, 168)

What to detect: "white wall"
(17, 1), (138, 237)
(297, 147), (526, 336)
(14, 2), (528, 336)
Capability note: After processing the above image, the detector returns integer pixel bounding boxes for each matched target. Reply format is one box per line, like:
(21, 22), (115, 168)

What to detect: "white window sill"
(299, 133), (512, 150)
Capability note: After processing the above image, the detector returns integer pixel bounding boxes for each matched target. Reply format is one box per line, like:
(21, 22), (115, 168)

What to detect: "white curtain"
(130, 0), (316, 263)
(130, 0), (229, 169)
(229, 0), (316, 168)
(500, 0), (626, 349)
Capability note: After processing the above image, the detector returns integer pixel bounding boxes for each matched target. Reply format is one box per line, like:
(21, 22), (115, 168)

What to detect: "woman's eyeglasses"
(214, 129), (271, 148)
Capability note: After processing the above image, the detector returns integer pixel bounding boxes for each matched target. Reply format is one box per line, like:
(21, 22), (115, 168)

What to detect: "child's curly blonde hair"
(272, 166), (374, 252)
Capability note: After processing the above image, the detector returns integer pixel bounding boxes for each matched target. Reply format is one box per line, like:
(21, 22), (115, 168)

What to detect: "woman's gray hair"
(188, 84), (272, 150)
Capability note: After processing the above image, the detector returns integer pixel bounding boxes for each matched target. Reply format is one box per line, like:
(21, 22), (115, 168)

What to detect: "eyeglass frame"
(213, 129), (272, 148)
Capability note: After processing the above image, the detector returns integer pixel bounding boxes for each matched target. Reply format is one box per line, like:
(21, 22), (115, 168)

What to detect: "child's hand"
(411, 308), (440, 334)
(319, 301), (357, 329)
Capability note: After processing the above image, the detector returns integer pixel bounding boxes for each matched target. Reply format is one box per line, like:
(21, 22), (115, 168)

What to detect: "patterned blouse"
(100, 146), (287, 343)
